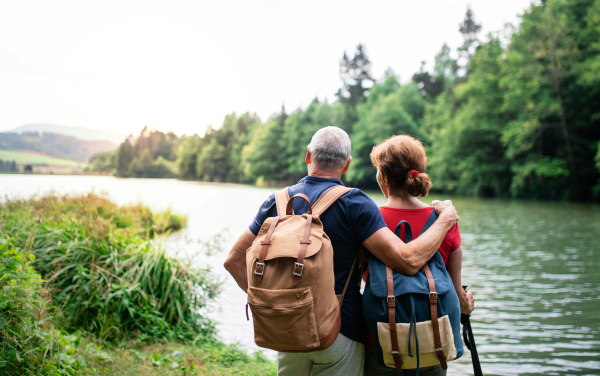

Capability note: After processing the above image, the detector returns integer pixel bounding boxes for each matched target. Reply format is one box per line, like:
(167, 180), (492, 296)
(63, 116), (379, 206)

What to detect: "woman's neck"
(384, 194), (429, 209)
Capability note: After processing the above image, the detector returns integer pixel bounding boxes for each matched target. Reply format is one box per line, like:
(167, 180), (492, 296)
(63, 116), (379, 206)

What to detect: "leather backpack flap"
(250, 215), (325, 261)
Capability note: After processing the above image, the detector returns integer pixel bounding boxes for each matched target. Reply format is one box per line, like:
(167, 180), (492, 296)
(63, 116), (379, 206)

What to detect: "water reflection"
(1, 175), (599, 376)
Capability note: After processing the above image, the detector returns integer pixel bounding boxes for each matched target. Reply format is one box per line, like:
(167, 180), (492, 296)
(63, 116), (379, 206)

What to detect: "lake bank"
(0, 192), (274, 375)
(1, 174), (599, 376)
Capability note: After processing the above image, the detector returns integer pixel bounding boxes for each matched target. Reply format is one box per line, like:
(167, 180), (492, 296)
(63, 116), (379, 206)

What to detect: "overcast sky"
(0, 0), (535, 136)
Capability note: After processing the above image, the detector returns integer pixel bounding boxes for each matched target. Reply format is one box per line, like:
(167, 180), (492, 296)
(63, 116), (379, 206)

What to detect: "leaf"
(153, 352), (160, 362)
(58, 353), (76, 364)
(171, 361), (180, 368)
(190, 361), (197, 370)
(77, 355), (87, 368)
(172, 350), (183, 360)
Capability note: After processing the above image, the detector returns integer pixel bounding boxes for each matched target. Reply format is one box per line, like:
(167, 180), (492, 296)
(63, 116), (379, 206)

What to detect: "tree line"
(0, 159), (18, 172)
(91, 0), (600, 201)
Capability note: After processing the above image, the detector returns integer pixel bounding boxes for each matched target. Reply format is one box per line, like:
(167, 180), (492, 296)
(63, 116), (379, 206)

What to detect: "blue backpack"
(363, 209), (463, 374)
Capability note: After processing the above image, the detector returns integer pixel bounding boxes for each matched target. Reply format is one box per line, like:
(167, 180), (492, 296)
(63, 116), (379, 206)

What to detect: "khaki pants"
(277, 333), (364, 376)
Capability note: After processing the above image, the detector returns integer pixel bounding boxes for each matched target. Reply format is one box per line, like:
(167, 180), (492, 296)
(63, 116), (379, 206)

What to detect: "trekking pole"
(461, 285), (483, 376)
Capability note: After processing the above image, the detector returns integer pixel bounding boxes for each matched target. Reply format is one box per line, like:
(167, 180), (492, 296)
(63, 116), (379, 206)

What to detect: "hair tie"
(408, 170), (420, 177)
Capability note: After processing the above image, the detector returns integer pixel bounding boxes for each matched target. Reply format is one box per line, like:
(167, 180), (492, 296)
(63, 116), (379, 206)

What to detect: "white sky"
(0, 0), (534, 136)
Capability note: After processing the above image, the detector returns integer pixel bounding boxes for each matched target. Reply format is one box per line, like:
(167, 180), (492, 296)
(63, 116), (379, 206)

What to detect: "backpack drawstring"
(407, 295), (420, 376)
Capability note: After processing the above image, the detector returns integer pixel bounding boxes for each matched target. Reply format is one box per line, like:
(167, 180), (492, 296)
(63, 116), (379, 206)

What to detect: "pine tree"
(458, 6), (482, 75)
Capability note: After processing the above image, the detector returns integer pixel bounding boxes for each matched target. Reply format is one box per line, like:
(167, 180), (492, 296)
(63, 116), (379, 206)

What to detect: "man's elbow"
(396, 256), (423, 276)
(223, 258), (231, 273)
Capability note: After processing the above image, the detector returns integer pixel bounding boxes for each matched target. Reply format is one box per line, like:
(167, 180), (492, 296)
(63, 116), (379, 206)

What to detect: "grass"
(72, 337), (275, 376)
(0, 193), (275, 375)
(0, 149), (84, 167)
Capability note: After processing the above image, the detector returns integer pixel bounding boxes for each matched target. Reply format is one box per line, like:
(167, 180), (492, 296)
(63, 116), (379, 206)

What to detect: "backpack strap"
(418, 208), (438, 236)
(311, 185), (353, 216)
(274, 188), (292, 216)
(424, 264), (448, 370)
(394, 220), (414, 242)
(337, 252), (358, 307)
(254, 215), (281, 285)
(386, 265), (403, 373)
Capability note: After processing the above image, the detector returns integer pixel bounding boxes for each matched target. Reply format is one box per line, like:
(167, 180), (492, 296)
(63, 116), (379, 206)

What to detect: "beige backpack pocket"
(248, 286), (319, 351)
(377, 315), (457, 369)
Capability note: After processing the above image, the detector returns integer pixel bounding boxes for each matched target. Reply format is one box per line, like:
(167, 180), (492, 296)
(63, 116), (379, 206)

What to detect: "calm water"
(1, 175), (599, 376)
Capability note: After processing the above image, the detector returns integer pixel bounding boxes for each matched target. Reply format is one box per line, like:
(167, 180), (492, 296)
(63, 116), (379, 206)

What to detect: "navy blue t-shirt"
(249, 176), (387, 344)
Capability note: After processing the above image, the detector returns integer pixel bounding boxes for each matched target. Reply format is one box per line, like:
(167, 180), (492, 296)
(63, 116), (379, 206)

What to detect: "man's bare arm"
(363, 200), (459, 275)
(223, 228), (256, 293)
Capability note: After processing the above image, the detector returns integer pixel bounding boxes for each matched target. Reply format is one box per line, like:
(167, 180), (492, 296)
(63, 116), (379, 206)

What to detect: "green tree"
(336, 44), (375, 133)
(348, 74), (426, 186)
(241, 107), (287, 183)
(500, 0), (581, 198)
(196, 139), (228, 181)
(89, 151), (116, 173)
(116, 140), (135, 177)
(129, 148), (154, 178)
(412, 61), (445, 100)
(176, 135), (202, 180)
(428, 37), (511, 196)
(457, 6), (482, 75)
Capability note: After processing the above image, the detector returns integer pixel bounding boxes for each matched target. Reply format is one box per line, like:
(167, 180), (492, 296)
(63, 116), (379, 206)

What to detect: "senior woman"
(363, 135), (475, 376)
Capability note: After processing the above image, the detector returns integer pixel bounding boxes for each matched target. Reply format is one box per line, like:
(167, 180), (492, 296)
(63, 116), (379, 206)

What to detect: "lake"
(1, 174), (599, 376)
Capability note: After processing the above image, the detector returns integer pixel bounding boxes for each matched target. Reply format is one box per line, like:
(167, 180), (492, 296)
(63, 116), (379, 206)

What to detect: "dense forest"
(91, 0), (600, 201)
(0, 132), (117, 162)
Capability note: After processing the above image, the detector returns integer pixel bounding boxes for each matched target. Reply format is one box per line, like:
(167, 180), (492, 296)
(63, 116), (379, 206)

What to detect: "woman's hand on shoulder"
(432, 200), (459, 228)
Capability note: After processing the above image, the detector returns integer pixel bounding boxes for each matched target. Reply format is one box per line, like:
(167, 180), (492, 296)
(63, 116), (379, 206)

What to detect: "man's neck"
(308, 168), (343, 180)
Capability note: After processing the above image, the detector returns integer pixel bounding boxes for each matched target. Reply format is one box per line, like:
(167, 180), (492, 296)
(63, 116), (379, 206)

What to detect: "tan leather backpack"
(246, 185), (356, 352)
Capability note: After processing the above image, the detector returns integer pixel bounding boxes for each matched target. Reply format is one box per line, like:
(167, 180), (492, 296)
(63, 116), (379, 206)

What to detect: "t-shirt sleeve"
(249, 193), (277, 236)
(447, 224), (462, 252)
(344, 189), (388, 244)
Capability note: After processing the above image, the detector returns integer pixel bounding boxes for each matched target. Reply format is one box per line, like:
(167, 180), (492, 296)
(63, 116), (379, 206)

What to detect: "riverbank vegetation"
(0, 193), (274, 375)
(89, 0), (600, 202)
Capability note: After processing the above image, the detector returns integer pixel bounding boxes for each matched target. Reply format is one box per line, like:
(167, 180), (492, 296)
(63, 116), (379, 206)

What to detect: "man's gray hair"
(307, 126), (352, 171)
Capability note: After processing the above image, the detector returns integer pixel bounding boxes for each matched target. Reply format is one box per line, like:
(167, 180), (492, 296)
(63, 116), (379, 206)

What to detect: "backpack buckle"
(292, 262), (304, 276)
(387, 296), (395, 307)
(254, 261), (265, 276)
(429, 292), (438, 302)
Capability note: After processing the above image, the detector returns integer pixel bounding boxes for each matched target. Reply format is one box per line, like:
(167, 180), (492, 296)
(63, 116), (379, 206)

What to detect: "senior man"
(224, 126), (463, 376)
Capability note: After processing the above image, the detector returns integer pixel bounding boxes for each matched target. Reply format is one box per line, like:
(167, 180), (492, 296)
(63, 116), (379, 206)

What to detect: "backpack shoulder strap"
(417, 208), (438, 237)
(274, 188), (291, 216)
(312, 185), (353, 216)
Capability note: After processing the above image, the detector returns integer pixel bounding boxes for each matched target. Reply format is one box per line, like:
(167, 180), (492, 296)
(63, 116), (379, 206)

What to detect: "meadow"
(0, 149), (84, 167)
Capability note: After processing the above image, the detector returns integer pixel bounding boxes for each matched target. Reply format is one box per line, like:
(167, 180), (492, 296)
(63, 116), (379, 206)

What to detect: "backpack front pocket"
(377, 314), (457, 369)
(248, 286), (319, 351)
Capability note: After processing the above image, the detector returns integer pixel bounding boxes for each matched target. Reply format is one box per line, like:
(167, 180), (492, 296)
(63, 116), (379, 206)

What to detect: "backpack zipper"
(249, 301), (312, 311)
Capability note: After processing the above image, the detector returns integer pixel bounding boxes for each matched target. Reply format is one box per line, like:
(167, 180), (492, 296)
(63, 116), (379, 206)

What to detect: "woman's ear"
(376, 170), (389, 199)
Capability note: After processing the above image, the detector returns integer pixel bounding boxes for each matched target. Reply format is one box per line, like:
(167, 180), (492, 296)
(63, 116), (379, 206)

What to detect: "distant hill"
(8, 123), (126, 145)
(0, 132), (118, 162)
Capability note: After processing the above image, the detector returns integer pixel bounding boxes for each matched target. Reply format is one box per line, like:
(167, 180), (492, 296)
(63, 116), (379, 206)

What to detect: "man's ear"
(305, 149), (311, 165)
(341, 157), (352, 174)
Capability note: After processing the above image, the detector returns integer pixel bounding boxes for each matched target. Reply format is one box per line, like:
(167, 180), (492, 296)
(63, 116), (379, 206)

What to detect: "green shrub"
(1, 194), (219, 343)
(0, 235), (87, 375)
